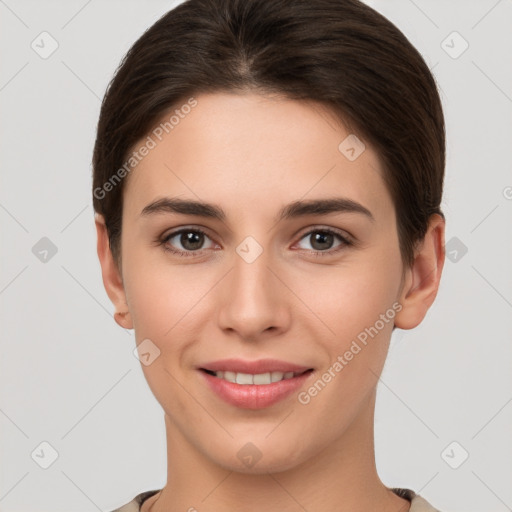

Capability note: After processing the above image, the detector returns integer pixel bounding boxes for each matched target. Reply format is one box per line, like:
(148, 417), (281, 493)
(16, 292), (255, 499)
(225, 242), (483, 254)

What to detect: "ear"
(394, 213), (446, 330)
(95, 213), (133, 330)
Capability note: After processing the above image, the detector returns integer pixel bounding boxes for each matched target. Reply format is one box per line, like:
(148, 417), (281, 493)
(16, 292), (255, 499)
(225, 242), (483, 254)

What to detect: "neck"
(144, 389), (410, 512)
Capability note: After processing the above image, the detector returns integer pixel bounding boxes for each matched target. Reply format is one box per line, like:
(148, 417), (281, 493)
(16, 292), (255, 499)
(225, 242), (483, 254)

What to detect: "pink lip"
(198, 359), (314, 410)
(199, 358), (311, 374)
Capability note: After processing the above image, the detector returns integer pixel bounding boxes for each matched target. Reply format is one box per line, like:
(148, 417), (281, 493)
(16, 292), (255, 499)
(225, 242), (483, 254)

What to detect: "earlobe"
(394, 214), (446, 330)
(95, 214), (133, 330)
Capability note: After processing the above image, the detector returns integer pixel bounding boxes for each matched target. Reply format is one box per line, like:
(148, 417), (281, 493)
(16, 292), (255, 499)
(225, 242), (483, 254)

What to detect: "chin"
(205, 436), (314, 475)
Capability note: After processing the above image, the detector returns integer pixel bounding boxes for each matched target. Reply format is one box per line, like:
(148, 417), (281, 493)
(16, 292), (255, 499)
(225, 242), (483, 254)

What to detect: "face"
(108, 92), (411, 473)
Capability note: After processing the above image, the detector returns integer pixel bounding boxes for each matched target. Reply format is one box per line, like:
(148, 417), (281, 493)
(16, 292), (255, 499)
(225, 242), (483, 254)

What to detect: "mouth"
(198, 359), (315, 409)
(200, 368), (313, 385)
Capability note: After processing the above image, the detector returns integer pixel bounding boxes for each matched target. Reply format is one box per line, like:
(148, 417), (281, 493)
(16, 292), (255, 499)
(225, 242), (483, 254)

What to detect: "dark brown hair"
(92, 0), (445, 269)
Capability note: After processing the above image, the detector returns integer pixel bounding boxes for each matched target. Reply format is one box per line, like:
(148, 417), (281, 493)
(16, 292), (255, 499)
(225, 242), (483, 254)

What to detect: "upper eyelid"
(300, 225), (351, 238)
(161, 225), (212, 239)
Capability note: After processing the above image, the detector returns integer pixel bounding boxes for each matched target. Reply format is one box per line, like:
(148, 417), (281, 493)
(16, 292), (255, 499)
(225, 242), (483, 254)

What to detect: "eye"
(295, 228), (352, 255)
(160, 227), (217, 257)
(158, 226), (353, 258)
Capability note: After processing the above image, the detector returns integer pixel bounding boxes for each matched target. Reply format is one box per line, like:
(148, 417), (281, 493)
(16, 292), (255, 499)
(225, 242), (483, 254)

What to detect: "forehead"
(123, 92), (393, 223)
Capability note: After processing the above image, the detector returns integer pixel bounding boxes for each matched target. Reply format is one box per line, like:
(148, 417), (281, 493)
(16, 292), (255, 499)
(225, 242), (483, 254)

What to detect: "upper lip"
(199, 358), (312, 374)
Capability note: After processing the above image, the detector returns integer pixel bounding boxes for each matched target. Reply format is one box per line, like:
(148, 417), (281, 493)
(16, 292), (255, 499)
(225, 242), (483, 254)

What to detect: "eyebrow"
(140, 196), (375, 223)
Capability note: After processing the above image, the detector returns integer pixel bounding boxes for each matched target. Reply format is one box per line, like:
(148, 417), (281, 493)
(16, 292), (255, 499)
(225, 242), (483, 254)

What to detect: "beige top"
(111, 487), (442, 511)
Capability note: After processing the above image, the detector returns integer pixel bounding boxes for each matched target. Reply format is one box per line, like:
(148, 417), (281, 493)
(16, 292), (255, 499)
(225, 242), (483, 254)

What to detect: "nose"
(216, 243), (291, 342)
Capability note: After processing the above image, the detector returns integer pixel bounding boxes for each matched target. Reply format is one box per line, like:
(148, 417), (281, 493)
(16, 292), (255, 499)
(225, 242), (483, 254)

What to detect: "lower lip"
(200, 370), (313, 409)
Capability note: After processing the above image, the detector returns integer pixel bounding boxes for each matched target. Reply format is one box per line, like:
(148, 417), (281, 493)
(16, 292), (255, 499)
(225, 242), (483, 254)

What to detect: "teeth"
(236, 372), (254, 385)
(212, 370), (299, 385)
(253, 372), (271, 385)
(223, 371), (236, 383)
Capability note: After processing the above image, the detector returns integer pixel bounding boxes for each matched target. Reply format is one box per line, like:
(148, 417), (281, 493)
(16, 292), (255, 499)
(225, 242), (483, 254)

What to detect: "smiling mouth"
(200, 368), (313, 385)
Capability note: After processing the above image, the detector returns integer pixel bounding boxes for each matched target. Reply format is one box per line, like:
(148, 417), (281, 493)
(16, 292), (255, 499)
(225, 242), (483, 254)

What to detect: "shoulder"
(109, 490), (161, 512)
(112, 487), (443, 512)
(392, 487), (443, 512)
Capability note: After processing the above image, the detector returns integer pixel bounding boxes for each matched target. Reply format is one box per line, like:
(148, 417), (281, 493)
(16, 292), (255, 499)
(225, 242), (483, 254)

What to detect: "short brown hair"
(92, 0), (445, 268)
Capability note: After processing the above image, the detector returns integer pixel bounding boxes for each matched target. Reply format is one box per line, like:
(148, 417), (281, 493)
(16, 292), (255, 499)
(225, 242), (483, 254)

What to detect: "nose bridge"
(231, 236), (276, 309)
(217, 234), (288, 338)
(233, 240), (272, 297)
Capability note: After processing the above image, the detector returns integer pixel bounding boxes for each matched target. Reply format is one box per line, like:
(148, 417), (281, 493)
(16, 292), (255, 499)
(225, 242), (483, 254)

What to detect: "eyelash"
(158, 226), (353, 258)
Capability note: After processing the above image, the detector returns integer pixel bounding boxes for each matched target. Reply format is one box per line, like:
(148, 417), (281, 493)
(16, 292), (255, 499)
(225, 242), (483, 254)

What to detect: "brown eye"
(309, 231), (335, 251)
(161, 228), (216, 256)
(178, 231), (205, 251)
(296, 228), (352, 255)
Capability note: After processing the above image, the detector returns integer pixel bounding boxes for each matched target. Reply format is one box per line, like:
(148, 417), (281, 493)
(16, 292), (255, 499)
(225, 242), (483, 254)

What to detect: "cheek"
(292, 248), (402, 406)
(292, 259), (400, 430)
(125, 270), (174, 339)
(122, 242), (194, 334)
(298, 254), (401, 341)
(122, 258), (200, 413)
(122, 251), (216, 366)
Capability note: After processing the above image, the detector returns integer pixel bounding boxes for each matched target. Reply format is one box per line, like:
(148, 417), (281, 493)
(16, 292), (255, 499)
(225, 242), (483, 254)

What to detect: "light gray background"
(1, 1), (511, 511)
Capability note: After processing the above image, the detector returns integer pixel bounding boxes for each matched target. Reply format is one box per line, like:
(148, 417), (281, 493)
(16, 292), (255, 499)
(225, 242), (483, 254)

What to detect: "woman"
(93, 0), (446, 510)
